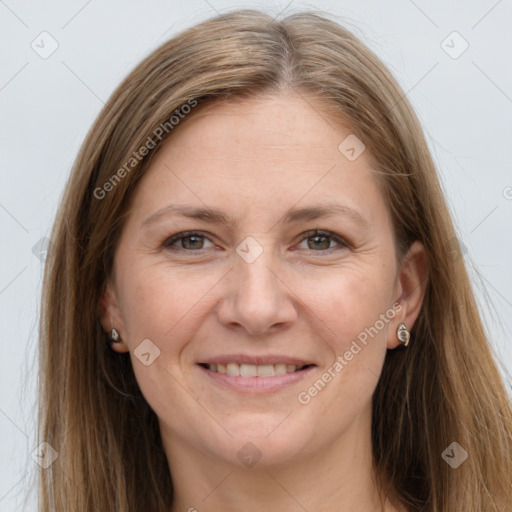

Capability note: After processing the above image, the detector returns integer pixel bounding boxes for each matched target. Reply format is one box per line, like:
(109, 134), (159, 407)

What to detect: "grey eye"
(164, 232), (214, 251)
(297, 230), (348, 251)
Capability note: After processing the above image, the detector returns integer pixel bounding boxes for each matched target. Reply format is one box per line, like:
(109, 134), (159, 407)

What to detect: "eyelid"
(162, 229), (350, 252)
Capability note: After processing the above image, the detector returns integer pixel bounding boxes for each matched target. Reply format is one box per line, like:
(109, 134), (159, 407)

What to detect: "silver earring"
(397, 323), (410, 347)
(110, 328), (120, 342)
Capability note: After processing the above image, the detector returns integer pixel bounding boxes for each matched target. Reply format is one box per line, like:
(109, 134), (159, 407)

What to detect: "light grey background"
(1, 0), (511, 509)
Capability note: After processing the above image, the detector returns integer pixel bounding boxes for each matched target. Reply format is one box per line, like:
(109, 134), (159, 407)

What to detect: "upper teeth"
(207, 363), (305, 377)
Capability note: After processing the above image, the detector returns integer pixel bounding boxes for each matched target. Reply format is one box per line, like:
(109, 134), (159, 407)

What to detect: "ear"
(387, 240), (429, 349)
(98, 279), (129, 353)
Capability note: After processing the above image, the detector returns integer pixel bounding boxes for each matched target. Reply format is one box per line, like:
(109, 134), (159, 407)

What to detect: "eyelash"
(162, 230), (350, 254)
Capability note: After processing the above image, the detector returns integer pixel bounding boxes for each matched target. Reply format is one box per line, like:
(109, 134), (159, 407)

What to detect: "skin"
(101, 90), (427, 512)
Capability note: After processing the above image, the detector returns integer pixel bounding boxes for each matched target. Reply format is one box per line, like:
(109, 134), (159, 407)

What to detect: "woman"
(38, 8), (512, 512)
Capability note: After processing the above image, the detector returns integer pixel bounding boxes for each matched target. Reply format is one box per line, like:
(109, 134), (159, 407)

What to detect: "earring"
(397, 323), (410, 347)
(110, 328), (120, 342)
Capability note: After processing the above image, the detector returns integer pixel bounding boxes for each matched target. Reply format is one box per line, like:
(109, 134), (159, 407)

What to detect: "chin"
(213, 415), (318, 469)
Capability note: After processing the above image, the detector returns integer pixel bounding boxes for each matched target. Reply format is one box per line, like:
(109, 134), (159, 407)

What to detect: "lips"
(196, 354), (316, 390)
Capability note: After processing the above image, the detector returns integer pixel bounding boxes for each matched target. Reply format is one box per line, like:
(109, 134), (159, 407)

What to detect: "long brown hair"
(38, 8), (512, 511)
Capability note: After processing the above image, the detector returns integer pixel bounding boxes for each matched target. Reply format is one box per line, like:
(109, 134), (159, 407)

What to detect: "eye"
(296, 230), (349, 252)
(162, 231), (215, 251)
(162, 229), (349, 254)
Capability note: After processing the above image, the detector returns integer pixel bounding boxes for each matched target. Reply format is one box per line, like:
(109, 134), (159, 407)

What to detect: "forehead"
(158, 92), (356, 163)
(129, 91), (387, 229)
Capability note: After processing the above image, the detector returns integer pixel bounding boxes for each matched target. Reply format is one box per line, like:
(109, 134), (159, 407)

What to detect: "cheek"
(305, 265), (395, 349)
(305, 274), (393, 401)
(301, 267), (395, 410)
(117, 262), (214, 342)
(115, 265), (200, 415)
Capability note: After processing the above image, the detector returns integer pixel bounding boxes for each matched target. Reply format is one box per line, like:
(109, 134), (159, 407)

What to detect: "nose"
(215, 245), (298, 336)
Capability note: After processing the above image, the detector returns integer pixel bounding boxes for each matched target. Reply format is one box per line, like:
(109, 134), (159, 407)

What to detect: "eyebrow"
(141, 202), (370, 229)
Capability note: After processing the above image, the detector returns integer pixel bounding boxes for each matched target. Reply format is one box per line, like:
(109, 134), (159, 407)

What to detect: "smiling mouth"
(198, 362), (315, 377)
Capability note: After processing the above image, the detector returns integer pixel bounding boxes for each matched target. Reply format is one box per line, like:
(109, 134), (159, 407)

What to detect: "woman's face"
(102, 91), (425, 469)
